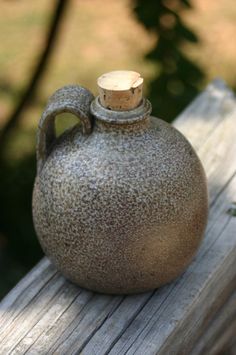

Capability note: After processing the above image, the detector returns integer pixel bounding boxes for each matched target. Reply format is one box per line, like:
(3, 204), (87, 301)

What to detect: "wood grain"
(0, 79), (235, 355)
(191, 291), (236, 355)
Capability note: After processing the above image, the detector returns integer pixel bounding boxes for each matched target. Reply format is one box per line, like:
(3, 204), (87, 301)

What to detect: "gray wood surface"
(191, 291), (236, 355)
(0, 80), (236, 355)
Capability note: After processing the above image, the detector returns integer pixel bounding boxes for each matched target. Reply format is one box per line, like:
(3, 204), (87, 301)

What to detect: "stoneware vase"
(32, 71), (208, 294)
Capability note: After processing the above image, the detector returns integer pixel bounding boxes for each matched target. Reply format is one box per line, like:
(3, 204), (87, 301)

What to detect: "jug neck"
(90, 96), (152, 129)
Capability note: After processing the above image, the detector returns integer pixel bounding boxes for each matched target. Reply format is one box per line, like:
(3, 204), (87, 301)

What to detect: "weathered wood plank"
(207, 319), (236, 355)
(174, 79), (235, 150)
(229, 340), (236, 355)
(0, 80), (235, 355)
(0, 258), (56, 333)
(191, 291), (236, 355)
(24, 293), (120, 355)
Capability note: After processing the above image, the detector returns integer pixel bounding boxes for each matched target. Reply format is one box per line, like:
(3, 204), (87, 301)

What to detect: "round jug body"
(33, 110), (208, 294)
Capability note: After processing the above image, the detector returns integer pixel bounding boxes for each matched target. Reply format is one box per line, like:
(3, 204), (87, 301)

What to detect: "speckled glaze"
(32, 85), (208, 294)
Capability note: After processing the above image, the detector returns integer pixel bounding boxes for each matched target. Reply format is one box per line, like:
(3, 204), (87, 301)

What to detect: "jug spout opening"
(90, 96), (152, 126)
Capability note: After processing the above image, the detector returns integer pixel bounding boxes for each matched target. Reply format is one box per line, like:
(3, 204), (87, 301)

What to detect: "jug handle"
(36, 85), (94, 174)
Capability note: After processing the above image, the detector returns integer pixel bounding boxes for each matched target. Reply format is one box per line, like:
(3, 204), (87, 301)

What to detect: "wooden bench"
(0, 80), (236, 355)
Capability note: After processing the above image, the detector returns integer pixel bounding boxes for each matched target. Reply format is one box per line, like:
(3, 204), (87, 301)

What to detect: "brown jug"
(32, 71), (208, 294)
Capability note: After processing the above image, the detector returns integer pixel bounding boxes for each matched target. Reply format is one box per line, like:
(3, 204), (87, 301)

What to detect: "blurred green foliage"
(134, 0), (205, 121)
(0, 154), (43, 298)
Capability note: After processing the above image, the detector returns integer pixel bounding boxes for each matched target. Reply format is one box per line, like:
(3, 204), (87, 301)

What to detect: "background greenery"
(0, 0), (236, 299)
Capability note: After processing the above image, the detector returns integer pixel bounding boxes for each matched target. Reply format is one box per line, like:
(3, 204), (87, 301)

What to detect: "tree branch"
(0, 0), (70, 155)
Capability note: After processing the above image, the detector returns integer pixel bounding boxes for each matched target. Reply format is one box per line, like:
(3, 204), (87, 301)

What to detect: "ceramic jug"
(32, 71), (208, 294)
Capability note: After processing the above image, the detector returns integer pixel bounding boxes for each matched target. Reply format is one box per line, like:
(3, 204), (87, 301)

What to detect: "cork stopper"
(97, 70), (143, 111)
